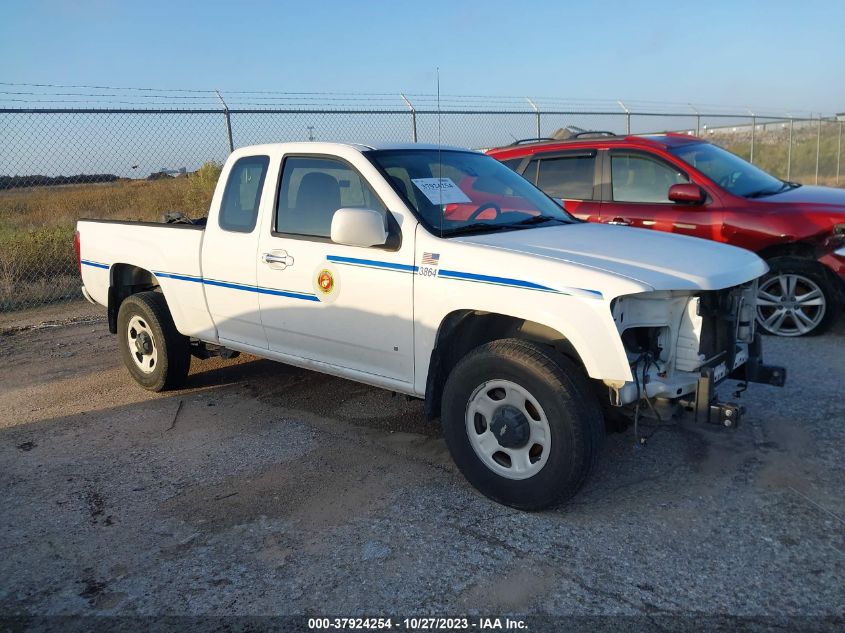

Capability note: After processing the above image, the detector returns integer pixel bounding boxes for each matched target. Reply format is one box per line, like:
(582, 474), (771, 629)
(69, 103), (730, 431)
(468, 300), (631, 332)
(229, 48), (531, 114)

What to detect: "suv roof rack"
(571, 131), (618, 138)
(508, 137), (557, 146)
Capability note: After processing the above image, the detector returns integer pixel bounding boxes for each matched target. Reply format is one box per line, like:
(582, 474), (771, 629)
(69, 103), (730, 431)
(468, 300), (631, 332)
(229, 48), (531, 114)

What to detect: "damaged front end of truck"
(607, 281), (786, 430)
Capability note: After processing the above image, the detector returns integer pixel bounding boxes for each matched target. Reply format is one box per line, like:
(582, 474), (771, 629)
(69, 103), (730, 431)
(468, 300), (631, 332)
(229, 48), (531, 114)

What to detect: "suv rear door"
(517, 150), (601, 221)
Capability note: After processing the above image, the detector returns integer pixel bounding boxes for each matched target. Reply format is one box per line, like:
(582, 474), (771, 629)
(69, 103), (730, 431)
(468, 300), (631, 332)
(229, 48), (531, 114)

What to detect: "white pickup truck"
(76, 142), (785, 509)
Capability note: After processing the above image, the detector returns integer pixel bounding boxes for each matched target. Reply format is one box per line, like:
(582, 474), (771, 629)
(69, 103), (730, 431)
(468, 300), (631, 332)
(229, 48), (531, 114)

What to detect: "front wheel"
(117, 291), (190, 391)
(441, 339), (604, 510)
(756, 257), (841, 337)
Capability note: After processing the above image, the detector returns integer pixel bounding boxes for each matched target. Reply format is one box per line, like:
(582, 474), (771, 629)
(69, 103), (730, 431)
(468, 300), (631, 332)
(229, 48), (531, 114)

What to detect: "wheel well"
(757, 246), (845, 302)
(424, 310), (583, 420)
(757, 241), (818, 261)
(108, 264), (160, 333)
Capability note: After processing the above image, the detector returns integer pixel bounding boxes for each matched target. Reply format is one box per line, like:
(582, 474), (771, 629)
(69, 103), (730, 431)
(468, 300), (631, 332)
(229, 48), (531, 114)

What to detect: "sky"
(1, 0), (843, 115)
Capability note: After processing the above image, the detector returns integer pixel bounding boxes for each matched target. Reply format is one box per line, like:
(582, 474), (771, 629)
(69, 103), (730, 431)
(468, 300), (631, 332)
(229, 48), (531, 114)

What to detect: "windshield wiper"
(746, 181), (800, 199)
(440, 215), (568, 237)
(745, 188), (782, 199)
(509, 214), (568, 227)
(439, 222), (514, 237)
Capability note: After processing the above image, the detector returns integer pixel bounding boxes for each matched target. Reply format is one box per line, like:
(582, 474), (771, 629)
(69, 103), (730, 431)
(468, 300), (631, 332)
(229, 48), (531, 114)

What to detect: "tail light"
(73, 230), (81, 273)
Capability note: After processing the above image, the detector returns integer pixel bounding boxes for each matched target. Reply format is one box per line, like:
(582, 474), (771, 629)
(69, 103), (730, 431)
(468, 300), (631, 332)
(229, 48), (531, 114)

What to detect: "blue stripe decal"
(327, 255), (417, 273)
(203, 278), (320, 302)
(153, 271), (201, 283)
(81, 259), (109, 270)
(437, 269), (565, 294)
(87, 260), (599, 300)
(153, 270), (319, 302)
(577, 287), (604, 298)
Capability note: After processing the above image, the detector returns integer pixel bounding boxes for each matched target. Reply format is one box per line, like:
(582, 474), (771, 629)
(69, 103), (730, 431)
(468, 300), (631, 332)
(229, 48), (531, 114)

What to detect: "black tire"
(117, 291), (190, 391)
(441, 339), (604, 510)
(757, 257), (842, 337)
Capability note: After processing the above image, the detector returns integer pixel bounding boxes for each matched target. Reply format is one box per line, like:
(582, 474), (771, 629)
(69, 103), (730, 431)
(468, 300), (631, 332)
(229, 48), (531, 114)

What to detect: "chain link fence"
(1, 94), (842, 312)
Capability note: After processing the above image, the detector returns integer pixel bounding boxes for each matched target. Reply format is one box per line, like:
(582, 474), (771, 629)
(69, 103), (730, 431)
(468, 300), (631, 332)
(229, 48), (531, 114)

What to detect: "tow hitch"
(680, 334), (785, 428)
(678, 365), (745, 428)
(729, 334), (787, 387)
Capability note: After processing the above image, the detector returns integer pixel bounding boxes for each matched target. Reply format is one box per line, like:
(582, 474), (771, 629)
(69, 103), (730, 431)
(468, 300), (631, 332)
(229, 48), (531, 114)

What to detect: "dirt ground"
(0, 301), (843, 623)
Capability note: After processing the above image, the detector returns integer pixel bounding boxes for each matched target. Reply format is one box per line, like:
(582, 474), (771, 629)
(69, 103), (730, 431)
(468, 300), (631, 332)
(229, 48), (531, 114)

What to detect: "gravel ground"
(0, 302), (843, 625)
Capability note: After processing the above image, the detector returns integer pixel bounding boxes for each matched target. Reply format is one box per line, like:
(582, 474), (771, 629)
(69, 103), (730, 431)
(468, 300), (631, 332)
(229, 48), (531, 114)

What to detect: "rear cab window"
(218, 155), (270, 232)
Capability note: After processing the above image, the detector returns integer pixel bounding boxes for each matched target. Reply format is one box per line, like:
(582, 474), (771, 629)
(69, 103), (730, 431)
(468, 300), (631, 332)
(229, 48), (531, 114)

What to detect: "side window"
(536, 154), (596, 200)
(218, 155), (270, 232)
(521, 159), (538, 185)
(611, 153), (688, 203)
(499, 158), (523, 172)
(276, 156), (386, 238)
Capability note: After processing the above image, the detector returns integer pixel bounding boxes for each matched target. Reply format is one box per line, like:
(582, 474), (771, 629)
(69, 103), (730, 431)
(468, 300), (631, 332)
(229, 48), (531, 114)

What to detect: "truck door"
(256, 154), (415, 384)
(200, 154), (271, 349)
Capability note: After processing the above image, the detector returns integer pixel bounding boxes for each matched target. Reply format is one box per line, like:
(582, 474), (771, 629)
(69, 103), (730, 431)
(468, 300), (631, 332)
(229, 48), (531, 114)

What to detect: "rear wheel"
(441, 339), (604, 510)
(117, 291), (190, 391)
(756, 257), (840, 337)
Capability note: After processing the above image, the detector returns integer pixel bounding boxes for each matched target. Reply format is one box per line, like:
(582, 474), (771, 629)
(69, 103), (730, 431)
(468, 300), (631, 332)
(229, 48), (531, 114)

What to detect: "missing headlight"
(621, 327), (664, 359)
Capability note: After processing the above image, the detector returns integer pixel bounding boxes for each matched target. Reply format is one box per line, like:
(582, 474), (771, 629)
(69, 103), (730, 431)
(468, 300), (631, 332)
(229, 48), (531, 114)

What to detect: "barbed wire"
(0, 82), (833, 118)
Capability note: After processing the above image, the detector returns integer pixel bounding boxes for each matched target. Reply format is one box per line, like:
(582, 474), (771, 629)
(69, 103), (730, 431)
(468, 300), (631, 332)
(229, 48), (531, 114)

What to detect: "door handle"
(606, 217), (631, 226)
(262, 251), (295, 269)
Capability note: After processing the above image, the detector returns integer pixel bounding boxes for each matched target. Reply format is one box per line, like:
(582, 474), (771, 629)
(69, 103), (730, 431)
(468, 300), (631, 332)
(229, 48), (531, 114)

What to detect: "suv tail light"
(73, 230), (81, 273)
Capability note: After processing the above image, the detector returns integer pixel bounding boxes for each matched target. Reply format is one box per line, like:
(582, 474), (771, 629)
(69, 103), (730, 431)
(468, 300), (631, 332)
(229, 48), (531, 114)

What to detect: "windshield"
(367, 149), (575, 236)
(670, 142), (794, 198)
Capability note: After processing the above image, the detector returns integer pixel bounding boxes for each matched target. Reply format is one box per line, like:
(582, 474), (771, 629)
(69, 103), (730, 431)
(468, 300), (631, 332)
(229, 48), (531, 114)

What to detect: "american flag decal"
(421, 252), (440, 266)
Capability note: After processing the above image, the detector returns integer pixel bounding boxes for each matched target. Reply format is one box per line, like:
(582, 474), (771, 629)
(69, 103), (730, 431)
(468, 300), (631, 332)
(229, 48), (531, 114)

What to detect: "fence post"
(215, 90), (234, 152)
(618, 100), (630, 135)
(786, 117), (794, 181)
(400, 94), (417, 143)
(815, 116), (822, 185)
(526, 98), (541, 140)
(689, 103), (700, 136)
(748, 110), (756, 164)
(837, 119), (842, 185)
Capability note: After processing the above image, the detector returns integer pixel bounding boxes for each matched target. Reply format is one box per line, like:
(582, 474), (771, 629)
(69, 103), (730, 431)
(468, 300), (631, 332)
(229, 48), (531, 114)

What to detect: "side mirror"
(330, 207), (388, 248)
(552, 197), (566, 209)
(668, 183), (706, 205)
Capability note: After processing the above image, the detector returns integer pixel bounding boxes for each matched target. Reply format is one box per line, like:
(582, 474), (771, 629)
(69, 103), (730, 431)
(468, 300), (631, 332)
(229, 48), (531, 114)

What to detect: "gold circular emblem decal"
(317, 269), (334, 294)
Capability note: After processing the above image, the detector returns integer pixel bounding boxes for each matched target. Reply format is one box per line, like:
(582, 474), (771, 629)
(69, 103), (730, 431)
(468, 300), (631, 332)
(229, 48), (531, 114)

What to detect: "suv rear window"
(536, 154), (596, 200)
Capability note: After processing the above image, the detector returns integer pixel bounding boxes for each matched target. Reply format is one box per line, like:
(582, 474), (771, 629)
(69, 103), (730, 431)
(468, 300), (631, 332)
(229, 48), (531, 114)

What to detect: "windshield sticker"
(411, 178), (472, 205)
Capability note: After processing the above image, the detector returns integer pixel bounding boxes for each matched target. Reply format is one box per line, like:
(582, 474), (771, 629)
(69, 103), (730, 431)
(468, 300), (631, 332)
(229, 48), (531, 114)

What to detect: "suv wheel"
(441, 339), (604, 510)
(756, 257), (840, 336)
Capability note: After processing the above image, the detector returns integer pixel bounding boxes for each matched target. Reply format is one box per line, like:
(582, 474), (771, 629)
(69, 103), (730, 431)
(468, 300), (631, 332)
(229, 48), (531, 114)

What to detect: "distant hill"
(0, 174), (121, 190)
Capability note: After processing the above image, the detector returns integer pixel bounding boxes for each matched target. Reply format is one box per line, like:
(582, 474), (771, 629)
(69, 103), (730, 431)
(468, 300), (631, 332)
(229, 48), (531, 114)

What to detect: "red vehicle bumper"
(818, 249), (845, 302)
(819, 249), (845, 279)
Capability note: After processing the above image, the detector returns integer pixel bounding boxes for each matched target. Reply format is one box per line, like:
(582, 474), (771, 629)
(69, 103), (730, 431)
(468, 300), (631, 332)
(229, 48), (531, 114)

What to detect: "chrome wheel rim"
(756, 273), (826, 336)
(465, 379), (551, 480)
(127, 315), (158, 373)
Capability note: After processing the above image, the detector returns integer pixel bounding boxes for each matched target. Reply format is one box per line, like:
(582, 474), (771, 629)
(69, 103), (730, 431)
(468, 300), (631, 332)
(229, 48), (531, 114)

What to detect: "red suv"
(488, 133), (845, 336)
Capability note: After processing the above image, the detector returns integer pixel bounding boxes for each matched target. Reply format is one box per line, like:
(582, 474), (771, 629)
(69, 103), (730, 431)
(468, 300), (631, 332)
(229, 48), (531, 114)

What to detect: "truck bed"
(77, 218), (216, 340)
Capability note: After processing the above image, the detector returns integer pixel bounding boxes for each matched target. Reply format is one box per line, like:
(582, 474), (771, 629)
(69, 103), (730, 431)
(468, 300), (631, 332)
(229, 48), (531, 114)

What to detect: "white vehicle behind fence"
(76, 142), (786, 509)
